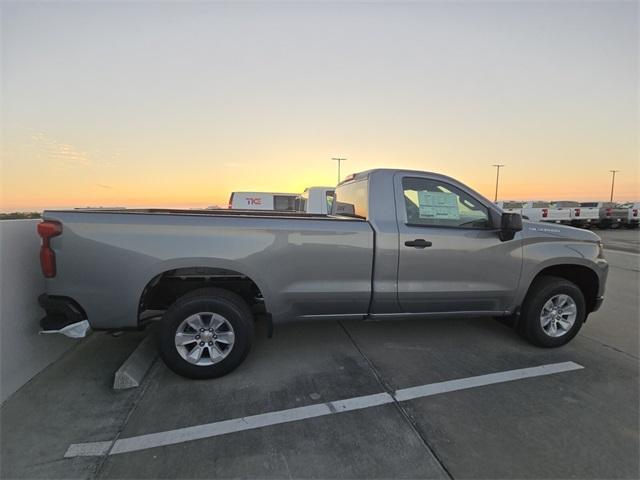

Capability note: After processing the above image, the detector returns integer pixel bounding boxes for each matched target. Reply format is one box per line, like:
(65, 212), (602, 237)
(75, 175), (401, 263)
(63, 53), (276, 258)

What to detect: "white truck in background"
(496, 201), (571, 224)
(228, 187), (336, 214)
(297, 187), (335, 214)
(552, 201), (598, 228)
(620, 202), (639, 229)
(228, 192), (299, 211)
(496, 201), (526, 216)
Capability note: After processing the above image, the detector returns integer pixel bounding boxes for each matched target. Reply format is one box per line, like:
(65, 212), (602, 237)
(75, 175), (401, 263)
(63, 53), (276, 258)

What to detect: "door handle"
(404, 239), (432, 248)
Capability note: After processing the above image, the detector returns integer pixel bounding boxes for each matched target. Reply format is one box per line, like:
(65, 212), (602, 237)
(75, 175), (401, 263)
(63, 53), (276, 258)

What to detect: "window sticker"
(417, 191), (460, 219)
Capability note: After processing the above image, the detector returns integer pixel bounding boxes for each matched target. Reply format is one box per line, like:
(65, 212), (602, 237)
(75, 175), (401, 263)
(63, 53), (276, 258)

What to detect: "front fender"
(512, 238), (607, 310)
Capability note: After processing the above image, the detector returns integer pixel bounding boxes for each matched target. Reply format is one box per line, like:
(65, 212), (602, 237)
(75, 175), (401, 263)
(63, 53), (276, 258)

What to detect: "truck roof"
(338, 168), (461, 185)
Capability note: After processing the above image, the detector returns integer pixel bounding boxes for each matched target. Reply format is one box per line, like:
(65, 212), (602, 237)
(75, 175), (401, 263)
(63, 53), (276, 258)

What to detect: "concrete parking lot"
(2, 235), (638, 479)
(599, 227), (640, 254)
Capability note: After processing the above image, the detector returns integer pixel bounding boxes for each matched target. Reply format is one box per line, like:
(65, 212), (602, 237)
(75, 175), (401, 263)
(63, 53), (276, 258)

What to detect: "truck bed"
(42, 208), (374, 329)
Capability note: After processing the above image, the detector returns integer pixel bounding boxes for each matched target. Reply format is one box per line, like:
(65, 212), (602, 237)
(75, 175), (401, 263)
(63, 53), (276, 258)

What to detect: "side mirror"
(500, 213), (522, 241)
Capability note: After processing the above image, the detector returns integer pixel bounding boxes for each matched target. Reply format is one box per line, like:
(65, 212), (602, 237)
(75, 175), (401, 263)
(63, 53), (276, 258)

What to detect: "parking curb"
(113, 332), (158, 390)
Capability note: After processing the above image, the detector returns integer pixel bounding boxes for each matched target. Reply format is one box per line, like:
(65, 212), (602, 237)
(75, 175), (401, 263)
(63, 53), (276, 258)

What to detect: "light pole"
(609, 170), (619, 202)
(331, 157), (347, 184)
(492, 164), (505, 202)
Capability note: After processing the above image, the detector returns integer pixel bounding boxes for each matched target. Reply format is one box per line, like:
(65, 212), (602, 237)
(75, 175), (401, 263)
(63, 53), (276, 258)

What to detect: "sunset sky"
(1, 1), (638, 211)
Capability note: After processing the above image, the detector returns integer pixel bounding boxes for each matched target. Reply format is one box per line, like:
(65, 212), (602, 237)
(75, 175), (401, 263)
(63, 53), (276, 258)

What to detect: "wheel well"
(138, 267), (265, 323)
(533, 265), (599, 313)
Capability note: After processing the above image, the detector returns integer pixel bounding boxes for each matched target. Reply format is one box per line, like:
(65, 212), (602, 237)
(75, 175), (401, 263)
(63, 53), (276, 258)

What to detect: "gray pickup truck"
(38, 169), (608, 379)
(579, 202), (630, 229)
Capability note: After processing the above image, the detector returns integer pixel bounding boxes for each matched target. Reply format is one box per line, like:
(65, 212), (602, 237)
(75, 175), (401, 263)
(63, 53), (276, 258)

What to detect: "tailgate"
(580, 208), (600, 220)
(546, 208), (571, 221)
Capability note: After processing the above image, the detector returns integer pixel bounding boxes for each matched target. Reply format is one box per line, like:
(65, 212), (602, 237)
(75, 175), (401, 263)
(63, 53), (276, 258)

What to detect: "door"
(395, 174), (522, 314)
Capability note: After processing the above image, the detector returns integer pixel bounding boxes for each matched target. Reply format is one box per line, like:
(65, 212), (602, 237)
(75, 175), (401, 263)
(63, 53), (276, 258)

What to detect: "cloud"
(96, 183), (114, 189)
(30, 131), (91, 167)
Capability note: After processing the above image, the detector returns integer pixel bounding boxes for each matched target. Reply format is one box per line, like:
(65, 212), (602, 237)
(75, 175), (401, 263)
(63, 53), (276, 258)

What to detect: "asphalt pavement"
(598, 227), (640, 253)
(1, 233), (638, 479)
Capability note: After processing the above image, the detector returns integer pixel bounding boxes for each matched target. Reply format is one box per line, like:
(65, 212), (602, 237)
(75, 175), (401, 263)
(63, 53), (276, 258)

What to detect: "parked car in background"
(580, 202), (628, 229)
(495, 201), (524, 215)
(619, 202), (639, 229)
(38, 168), (608, 379)
(551, 201), (598, 228)
(228, 192), (299, 211)
(524, 201), (571, 224)
(496, 201), (570, 224)
(296, 187), (335, 214)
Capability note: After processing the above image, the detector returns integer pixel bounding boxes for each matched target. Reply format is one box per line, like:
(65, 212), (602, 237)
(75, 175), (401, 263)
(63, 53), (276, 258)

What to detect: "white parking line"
(64, 361), (583, 458)
(394, 362), (582, 401)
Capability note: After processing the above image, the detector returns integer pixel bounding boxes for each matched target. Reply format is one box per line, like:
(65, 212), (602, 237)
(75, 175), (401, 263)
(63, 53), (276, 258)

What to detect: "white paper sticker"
(418, 191), (460, 219)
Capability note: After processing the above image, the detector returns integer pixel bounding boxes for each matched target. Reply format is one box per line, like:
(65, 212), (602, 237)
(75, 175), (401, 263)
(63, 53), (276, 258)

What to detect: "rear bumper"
(570, 219), (590, 227)
(38, 294), (87, 331)
(600, 218), (626, 225)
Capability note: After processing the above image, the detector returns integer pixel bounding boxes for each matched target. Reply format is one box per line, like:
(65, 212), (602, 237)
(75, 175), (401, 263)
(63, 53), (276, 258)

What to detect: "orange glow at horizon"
(2, 142), (638, 212)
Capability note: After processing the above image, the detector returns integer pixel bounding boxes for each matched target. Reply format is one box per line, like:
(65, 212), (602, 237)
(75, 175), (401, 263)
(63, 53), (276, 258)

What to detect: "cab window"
(402, 177), (490, 229)
(325, 191), (335, 214)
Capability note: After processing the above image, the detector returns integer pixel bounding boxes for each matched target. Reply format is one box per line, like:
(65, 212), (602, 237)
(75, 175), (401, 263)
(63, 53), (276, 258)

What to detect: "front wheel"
(158, 288), (254, 379)
(519, 276), (586, 347)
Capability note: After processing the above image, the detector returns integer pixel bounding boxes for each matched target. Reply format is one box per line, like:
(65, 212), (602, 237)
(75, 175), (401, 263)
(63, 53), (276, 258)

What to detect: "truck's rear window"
(333, 179), (368, 219)
(580, 202), (598, 208)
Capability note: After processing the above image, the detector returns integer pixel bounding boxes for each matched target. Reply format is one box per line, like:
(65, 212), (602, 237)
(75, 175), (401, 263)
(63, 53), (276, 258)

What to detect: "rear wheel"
(519, 276), (585, 347)
(158, 288), (254, 379)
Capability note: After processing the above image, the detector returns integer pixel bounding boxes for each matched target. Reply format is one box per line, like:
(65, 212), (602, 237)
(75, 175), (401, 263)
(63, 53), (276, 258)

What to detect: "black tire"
(519, 275), (586, 348)
(158, 288), (254, 379)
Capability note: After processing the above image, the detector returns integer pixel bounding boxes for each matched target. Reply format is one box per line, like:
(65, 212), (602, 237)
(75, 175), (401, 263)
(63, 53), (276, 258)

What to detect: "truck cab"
(297, 187), (335, 214)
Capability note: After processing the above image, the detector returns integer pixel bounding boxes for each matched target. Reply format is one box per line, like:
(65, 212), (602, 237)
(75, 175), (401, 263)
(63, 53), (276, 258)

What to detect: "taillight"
(542, 208), (549, 218)
(574, 208), (580, 217)
(37, 221), (62, 278)
(633, 209), (638, 218)
(606, 208), (612, 217)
